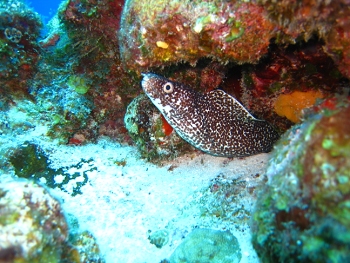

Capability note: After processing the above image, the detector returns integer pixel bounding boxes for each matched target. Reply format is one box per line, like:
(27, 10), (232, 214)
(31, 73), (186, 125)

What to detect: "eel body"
(141, 73), (279, 157)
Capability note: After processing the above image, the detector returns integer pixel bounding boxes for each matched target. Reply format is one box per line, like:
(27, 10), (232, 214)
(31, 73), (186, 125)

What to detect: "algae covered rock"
(66, 230), (105, 263)
(8, 142), (89, 196)
(119, 0), (274, 71)
(0, 179), (68, 262)
(0, 0), (43, 101)
(0, 178), (105, 263)
(124, 94), (194, 162)
(251, 99), (350, 262)
(258, 0), (350, 78)
(169, 228), (241, 263)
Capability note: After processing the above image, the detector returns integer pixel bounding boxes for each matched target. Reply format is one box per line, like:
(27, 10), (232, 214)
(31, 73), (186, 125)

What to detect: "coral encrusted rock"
(0, 178), (105, 263)
(251, 98), (350, 263)
(119, 0), (275, 71)
(124, 94), (194, 162)
(0, 179), (68, 262)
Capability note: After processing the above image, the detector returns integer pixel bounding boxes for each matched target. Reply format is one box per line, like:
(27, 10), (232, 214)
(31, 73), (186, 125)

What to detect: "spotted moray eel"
(141, 73), (279, 157)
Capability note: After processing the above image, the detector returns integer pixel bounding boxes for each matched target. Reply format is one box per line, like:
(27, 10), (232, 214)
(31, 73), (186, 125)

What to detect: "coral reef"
(66, 230), (105, 263)
(0, 179), (68, 262)
(53, 0), (137, 142)
(19, 0), (347, 151)
(35, 79), (94, 143)
(0, 0), (42, 104)
(0, 178), (105, 263)
(169, 228), (241, 263)
(22, 12), (97, 144)
(21, 0), (133, 144)
(122, 38), (348, 160)
(119, 0), (350, 81)
(119, 0), (275, 71)
(258, 0), (350, 78)
(251, 97), (350, 262)
(1, 0), (349, 261)
(124, 94), (194, 162)
(0, 0), (347, 149)
(232, 40), (347, 131)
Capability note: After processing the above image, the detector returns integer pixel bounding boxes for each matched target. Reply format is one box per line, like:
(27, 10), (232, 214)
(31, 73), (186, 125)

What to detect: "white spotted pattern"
(141, 73), (279, 157)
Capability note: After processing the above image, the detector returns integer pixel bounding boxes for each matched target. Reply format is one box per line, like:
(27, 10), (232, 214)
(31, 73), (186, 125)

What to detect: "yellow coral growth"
(274, 90), (324, 123)
(156, 41), (169, 49)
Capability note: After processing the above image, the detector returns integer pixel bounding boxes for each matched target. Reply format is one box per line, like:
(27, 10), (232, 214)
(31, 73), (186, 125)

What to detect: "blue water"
(26, 0), (62, 22)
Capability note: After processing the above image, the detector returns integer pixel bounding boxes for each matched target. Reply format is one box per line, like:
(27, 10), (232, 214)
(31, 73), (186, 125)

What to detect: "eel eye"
(163, 82), (174, 93)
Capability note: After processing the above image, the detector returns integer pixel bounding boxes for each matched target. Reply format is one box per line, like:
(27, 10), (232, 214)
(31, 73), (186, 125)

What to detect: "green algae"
(68, 75), (91, 95)
(0, 210), (20, 225)
(225, 21), (245, 42)
(9, 142), (91, 196)
(9, 142), (50, 178)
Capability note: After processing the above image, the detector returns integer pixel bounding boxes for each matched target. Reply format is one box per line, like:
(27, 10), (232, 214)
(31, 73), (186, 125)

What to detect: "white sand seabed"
(46, 138), (266, 263)
(1, 125), (266, 263)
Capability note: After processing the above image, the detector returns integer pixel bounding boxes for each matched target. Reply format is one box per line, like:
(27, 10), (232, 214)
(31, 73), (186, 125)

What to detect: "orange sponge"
(274, 90), (324, 123)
